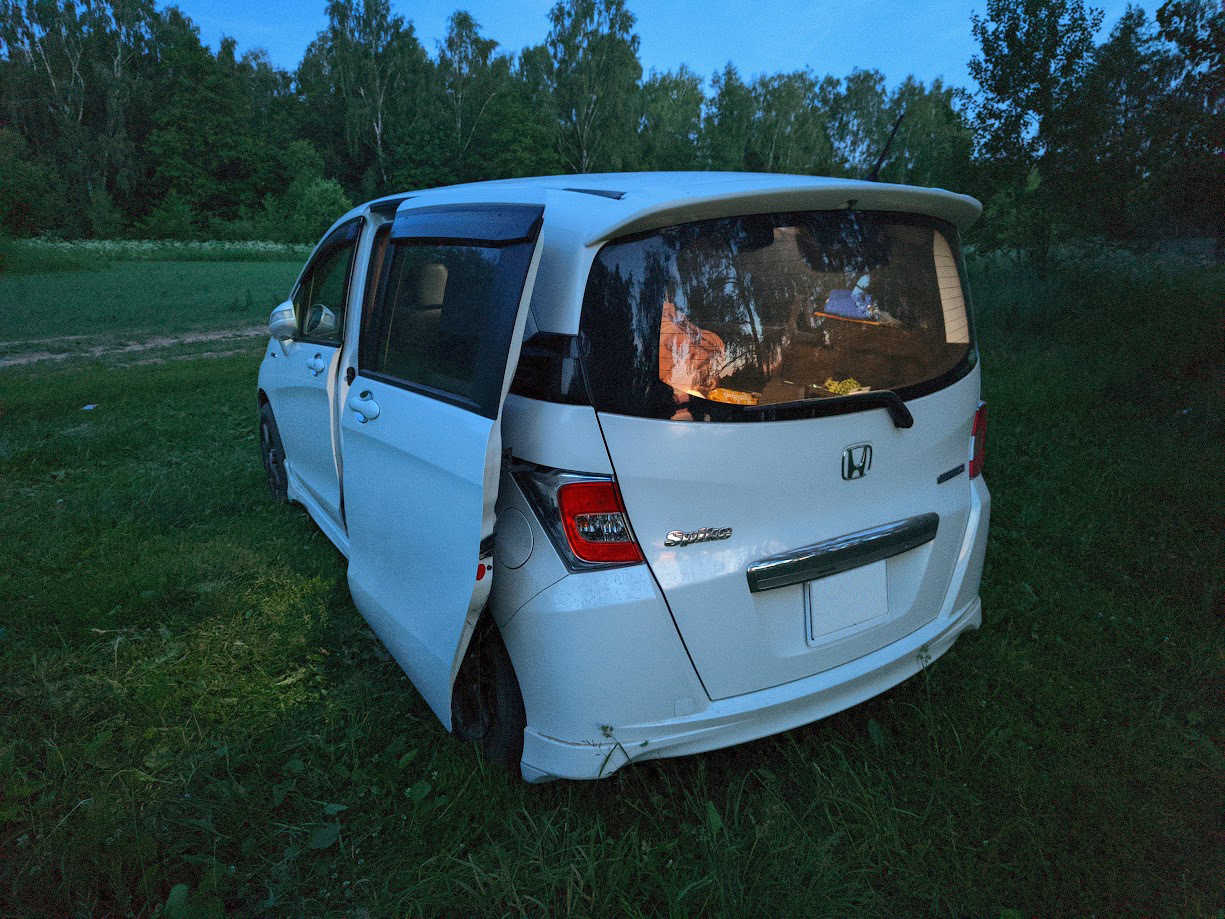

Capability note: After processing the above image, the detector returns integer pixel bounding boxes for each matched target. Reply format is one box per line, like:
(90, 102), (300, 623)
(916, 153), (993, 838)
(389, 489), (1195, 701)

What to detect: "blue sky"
(171, 0), (1152, 91)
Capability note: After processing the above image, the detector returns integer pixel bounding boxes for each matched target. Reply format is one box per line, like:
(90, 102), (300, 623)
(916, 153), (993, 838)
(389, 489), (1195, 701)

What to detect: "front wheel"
(259, 402), (288, 503)
(452, 615), (527, 772)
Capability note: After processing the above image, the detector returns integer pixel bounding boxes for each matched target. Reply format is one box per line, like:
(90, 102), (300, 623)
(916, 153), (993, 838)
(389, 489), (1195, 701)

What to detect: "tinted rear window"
(580, 210), (975, 422)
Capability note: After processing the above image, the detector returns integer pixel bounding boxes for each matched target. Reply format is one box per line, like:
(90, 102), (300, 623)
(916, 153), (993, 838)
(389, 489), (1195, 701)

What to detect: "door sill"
(287, 467), (350, 558)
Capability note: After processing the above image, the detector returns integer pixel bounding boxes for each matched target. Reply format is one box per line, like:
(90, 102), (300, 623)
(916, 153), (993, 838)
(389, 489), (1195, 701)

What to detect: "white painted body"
(257, 173), (991, 781)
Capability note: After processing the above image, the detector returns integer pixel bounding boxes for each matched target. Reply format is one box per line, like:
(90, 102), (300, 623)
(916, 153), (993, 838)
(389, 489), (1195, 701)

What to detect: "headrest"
(417, 263), (448, 307)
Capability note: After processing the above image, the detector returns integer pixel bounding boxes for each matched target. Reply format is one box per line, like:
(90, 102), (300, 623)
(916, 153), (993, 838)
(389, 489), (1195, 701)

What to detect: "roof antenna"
(865, 113), (904, 182)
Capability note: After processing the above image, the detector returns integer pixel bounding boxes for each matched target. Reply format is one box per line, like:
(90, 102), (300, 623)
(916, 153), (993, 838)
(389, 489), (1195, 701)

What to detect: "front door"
(274, 218), (362, 529)
(340, 203), (544, 725)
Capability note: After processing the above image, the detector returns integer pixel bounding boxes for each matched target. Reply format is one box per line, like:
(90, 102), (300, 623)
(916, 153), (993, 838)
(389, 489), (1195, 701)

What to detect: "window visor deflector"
(391, 203), (544, 246)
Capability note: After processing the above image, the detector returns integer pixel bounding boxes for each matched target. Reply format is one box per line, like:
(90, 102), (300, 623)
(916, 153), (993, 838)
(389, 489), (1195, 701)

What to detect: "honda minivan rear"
(504, 195), (989, 780)
(583, 209), (981, 698)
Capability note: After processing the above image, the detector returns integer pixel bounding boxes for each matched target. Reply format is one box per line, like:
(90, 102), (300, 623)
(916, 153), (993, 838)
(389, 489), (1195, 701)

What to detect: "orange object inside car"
(658, 301), (726, 397)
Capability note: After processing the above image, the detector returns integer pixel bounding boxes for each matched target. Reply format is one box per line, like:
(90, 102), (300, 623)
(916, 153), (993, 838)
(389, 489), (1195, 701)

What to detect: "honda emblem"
(842, 444), (873, 480)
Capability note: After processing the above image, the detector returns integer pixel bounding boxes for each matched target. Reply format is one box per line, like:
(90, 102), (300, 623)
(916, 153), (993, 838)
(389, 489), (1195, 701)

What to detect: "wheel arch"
(450, 608), (528, 770)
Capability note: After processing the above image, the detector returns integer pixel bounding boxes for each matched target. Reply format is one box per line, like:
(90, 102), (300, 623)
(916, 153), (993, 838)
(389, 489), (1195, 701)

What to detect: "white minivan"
(257, 172), (990, 782)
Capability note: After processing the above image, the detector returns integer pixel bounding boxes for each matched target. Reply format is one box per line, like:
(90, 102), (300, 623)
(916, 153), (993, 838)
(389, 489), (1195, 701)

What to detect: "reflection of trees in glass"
(794, 212), (884, 330)
(582, 211), (972, 420)
(582, 257), (677, 418)
(671, 219), (789, 388)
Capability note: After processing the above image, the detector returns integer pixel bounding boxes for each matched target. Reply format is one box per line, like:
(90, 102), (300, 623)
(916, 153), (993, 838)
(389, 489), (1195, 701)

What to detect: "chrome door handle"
(346, 389), (380, 423)
(307, 353), (326, 376)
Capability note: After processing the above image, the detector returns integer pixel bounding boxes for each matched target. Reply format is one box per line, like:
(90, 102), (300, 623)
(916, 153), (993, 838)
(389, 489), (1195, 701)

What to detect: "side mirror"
(269, 301), (296, 341)
(304, 304), (338, 338)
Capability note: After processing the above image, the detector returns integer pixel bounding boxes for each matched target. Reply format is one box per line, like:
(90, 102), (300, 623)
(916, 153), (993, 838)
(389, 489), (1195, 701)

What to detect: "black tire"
(259, 402), (288, 503)
(451, 615), (527, 771)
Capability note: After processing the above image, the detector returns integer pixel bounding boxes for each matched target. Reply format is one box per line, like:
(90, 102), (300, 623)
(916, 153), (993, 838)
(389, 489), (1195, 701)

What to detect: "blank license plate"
(806, 560), (889, 642)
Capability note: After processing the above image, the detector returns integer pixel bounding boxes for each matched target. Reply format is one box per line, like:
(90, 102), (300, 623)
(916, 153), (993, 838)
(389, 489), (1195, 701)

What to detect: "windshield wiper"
(837, 390), (914, 428)
(735, 388), (914, 428)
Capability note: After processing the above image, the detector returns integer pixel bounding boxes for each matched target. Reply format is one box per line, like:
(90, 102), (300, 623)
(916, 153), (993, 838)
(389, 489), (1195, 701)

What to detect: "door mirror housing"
(304, 304), (338, 338)
(269, 301), (296, 341)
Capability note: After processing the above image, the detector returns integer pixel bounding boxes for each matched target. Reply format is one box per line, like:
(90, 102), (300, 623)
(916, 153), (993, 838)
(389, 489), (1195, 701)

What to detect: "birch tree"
(543, 0), (642, 173)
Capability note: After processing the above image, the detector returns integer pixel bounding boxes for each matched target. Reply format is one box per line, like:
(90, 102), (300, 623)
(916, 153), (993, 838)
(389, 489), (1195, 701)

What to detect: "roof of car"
(356, 172), (982, 241)
(338, 173), (984, 337)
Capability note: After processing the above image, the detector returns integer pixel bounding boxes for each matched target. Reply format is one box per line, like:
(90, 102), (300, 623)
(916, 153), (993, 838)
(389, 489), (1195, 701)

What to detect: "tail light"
(970, 401), (987, 479)
(557, 480), (643, 564)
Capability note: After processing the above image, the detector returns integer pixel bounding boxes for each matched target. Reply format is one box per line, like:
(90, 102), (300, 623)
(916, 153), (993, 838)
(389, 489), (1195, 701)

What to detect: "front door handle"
(346, 389), (380, 423)
(307, 353), (327, 376)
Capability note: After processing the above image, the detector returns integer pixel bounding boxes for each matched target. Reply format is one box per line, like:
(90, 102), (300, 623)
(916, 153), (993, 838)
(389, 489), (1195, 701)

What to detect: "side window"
(362, 240), (536, 417)
(365, 244), (516, 402)
(293, 220), (361, 344)
(359, 203), (544, 418)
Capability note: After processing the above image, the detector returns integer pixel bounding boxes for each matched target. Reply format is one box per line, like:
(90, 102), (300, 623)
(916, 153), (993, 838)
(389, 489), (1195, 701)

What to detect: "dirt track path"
(0, 325), (267, 368)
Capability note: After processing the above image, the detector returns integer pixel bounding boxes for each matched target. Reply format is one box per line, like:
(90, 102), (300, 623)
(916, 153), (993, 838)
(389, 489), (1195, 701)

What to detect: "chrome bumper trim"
(746, 513), (940, 593)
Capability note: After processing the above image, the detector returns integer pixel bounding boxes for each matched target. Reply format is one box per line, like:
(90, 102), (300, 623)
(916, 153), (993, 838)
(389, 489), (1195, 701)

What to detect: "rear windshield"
(580, 210), (976, 422)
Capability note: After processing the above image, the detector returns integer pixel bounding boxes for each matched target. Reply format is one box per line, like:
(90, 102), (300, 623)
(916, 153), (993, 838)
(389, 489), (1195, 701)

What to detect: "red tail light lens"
(970, 401), (987, 479)
(557, 480), (643, 564)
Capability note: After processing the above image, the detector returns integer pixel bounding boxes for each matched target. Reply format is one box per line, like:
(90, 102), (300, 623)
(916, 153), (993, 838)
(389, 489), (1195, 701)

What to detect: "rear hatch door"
(581, 208), (979, 700)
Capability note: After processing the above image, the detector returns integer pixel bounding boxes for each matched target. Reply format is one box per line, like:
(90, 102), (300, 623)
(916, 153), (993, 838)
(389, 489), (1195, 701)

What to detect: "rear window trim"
(578, 208), (979, 425)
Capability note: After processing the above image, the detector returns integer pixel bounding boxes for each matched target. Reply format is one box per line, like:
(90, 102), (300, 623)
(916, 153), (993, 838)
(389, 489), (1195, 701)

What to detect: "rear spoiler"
(587, 180), (981, 245)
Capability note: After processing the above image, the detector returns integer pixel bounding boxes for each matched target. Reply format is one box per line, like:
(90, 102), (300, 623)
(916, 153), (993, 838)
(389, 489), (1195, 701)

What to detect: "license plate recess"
(805, 559), (889, 643)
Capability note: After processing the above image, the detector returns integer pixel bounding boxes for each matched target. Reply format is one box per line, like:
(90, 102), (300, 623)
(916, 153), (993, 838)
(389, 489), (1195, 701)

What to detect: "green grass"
(0, 259), (1221, 917)
(0, 260), (301, 343)
(0, 238), (314, 274)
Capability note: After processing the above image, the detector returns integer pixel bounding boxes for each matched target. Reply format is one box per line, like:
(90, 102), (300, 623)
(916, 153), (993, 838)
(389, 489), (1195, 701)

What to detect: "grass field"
(0, 254), (1221, 916)
(0, 259), (301, 345)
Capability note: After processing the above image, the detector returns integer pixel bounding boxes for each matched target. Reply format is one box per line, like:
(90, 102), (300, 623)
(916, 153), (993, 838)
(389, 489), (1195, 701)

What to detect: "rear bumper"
(521, 594), (981, 782)
(517, 476), (991, 782)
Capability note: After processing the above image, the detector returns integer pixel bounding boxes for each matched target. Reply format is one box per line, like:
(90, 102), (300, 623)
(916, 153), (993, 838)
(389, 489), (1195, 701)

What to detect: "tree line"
(0, 0), (1220, 259)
